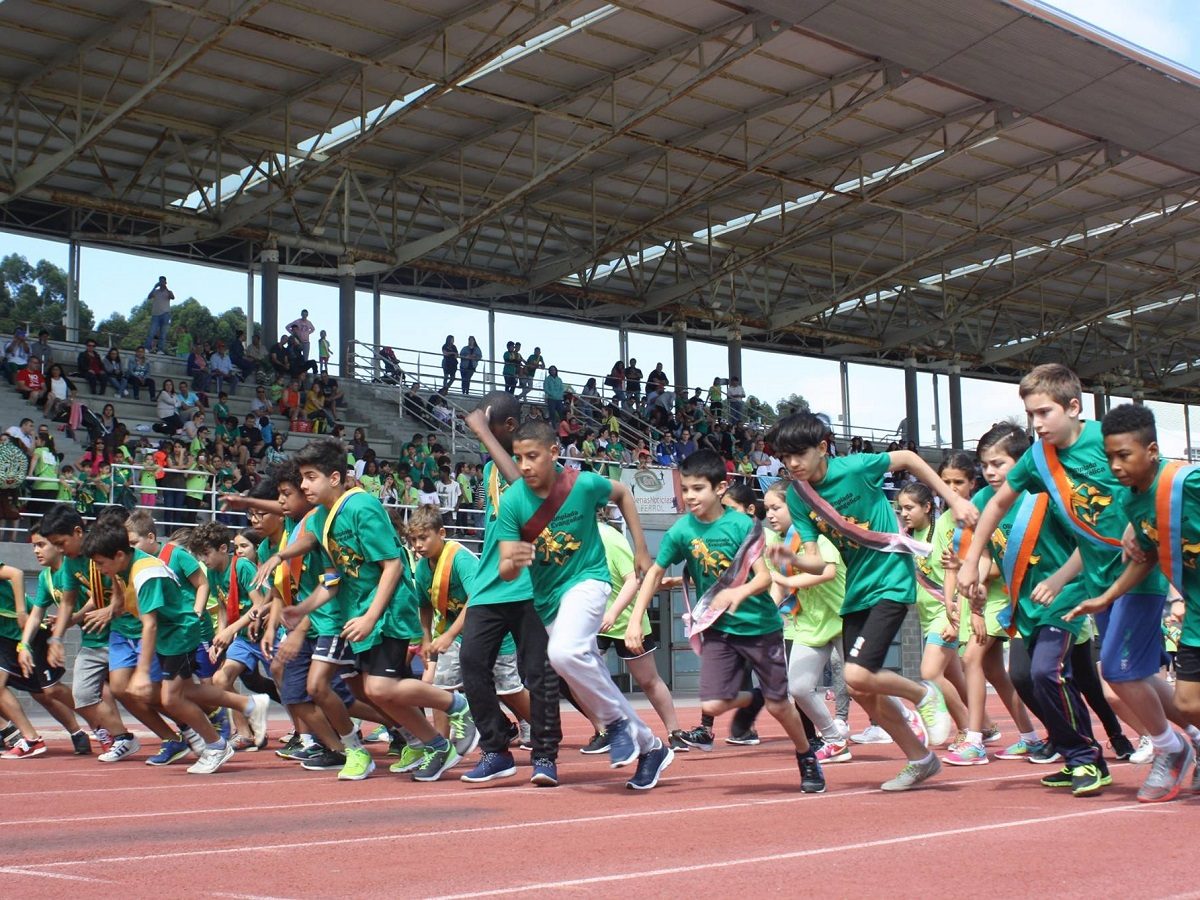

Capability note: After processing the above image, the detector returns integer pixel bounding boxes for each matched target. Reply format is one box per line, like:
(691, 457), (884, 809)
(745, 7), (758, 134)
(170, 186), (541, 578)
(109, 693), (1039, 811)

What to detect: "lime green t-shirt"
(598, 522), (650, 640)
(1125, 461), (1200, 647)
(1007, 421), (1167, 600)
(309, 491), (422, 652)
(496, 470), (614, 624)
(911, 522), (946, 632)
(782, 534), (845, 647)
(788, 453), (916, 614)
(0, 575), (19, 641)
(127, 548), (201, 657)
(656, 507), (780, 637)
(471, 461), (535, 607)
(56, 554), (110, 648)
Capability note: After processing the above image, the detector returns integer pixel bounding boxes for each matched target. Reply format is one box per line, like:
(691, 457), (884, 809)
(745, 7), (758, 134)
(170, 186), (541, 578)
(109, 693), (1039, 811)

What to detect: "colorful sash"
(1155, 460), (1200, 592)
(225, 558), (242, 625)
(777, 527), (802, 615)
(996, 493), (1048, 636)
(275, 515), (312, 606)
(430, 541), (462, 618)
(1030, 440), (1120, 551)
(681, 521), (765, 655)
(321, 487), (364, 556)
(124, 554), (178, 619)
(790, 478), (932, 556)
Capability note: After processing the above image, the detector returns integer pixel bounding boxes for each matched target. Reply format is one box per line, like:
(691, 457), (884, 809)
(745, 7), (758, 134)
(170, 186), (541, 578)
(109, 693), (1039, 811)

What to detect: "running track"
(0, 702), (1195, 899)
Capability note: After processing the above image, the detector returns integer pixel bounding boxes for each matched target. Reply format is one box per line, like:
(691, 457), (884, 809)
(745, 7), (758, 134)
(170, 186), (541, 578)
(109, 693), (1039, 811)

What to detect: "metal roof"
(4, 0), (1200, 396)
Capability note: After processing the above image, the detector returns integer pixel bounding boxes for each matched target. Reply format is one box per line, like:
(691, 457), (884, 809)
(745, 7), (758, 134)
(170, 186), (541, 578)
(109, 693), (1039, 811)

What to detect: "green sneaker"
(337, 747), (376, 781)
(388, 744), (425, 774)
(412, 743), (460, 782)
(1040, 765), (1074, 788)
(448, 702), (479, 757)
(1071, 763), (1108, 796)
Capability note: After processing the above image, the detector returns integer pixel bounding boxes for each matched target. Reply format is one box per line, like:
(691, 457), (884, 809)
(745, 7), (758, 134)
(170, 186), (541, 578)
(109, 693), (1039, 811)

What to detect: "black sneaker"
(1040, 765), (1075, 788)
(275, 733), (304, 759)
(668, 730), (690, 752)
(726, 728), (761, 746)
(387, 731), (405, 758)
(300, 747), (347, 771)
(505, 719), (519, 747)
(677, 725), (714, 752)
(580, 730), (611, 755)
(70, 730), (92, 755)
(1109, 733), (1135, 760)
(797, 750), (826, 793)
(0, 724), (18, 749)
(626, 740), (674, 791)
(729, 688), (764, 742)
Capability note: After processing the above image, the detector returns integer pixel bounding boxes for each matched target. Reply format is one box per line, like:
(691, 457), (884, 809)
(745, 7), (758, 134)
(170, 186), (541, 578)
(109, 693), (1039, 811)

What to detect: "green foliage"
(0, 253), (94, 337)
(745, 394), (776, 424)
(98, 297), (247, 351)
(771, 392), (810, 418)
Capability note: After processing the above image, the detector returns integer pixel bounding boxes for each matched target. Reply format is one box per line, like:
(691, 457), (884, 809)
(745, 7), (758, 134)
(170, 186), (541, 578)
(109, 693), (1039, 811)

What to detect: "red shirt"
(17, 369), (43, 394)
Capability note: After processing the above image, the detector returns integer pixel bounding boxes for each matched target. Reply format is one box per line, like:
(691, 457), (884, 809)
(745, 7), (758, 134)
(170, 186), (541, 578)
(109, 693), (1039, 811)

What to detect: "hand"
(634, 548), (653, 580)
(212, 625), (236, 654)
(658, 575), (683, 589)
(259, 627), (275, 660)
(1030, 580), (1058, 607)
(940, 547), (961, 572)
(274, 632), (302, 665)
(766, 543), (800, 572)
(429, 633), (454, 657)
(251, 555), (280, 591)
(1167, 599), (1186, 626)
(464, 407), (489, 437)
(949, 496), (979, 529)
(82, 605), (114, 633)
(624, 618), (645, 656)
(280, 605), (305, 631)
(341, 614), (378, 644)
(600, 609), (618, 633)
(508, 541), (536, 570)
(970, 611), (987, 644)
(128, 670), (156, 705)
(710, 587), (744, 615)
(1120, 523), (1147, 564)
(221, 493), (251, 511)
(1064, 597), (1110, 622)
(17, 645), (35, 677)
(940, 620), (959, 644)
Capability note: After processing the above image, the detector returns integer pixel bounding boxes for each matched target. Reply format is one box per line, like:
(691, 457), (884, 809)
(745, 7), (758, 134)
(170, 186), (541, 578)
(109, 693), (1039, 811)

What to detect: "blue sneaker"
(146, 739), (190, 767)
(606, 718), (638, 768)
(530, 756), (558, 787)
(626, 739), (673, 791)
(460, 750), (517, 783)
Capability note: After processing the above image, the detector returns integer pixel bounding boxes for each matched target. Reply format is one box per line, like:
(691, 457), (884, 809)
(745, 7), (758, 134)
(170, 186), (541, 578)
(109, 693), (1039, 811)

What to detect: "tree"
(99, 297), (247, 351)
(745, 394), (776, 425)
(0, 253), (94, 337)
(771, 392), (810, 418)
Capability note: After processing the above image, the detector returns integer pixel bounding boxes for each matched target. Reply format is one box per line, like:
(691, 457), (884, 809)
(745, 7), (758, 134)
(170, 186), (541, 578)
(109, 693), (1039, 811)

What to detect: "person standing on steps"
(145, 276), (175, 354)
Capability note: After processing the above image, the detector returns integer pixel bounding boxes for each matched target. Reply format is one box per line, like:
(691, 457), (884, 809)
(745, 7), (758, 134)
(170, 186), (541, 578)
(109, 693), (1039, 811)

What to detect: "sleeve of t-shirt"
(136, 575), (167, 616)
(787, 484), (819, 543)
(172, 548), (201, 583)
(351, 499), (401, 564)
(495, 489), (523, 543)
(414, 561), (433, 609)
(32, 569), (55, 608)
(578, 471), (615, 509)
(235, 557), (258, 603)
(817, 536), (842, 568)
(1125, 494), (1158, 553)
(855, 452), (893, 488)
(654, 521), (686, 569)
(1006, 447), (1045, 495)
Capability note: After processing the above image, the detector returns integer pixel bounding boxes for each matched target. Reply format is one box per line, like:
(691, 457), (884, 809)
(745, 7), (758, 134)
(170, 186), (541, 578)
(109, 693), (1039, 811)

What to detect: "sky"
(3, 1), (1200, 454)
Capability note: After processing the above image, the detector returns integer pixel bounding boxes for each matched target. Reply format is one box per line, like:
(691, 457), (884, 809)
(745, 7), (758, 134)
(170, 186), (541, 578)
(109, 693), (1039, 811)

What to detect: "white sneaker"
(247, 693), (271, 747)
(834, 718), (849, 741)
(187, 741), (236, 774)
(98, 736), (141, 762)
(849, 724), (894, 745)
(1130, 735), (1154, 765)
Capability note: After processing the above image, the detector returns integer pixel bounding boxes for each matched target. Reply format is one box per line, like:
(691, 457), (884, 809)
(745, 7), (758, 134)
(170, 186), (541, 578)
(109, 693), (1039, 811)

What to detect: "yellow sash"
(430, 541), (462, 618)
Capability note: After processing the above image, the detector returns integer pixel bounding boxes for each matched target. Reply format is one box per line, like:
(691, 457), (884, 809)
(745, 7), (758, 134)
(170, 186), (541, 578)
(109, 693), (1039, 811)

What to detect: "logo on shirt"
(1065, 474), (1111, 527)
(1140, 520), (1200, 570)
(806, 511), (866, 552)
(534, 529), (582, 567)
(991, 526), (1039, 567)
(689, 539), (730, 579)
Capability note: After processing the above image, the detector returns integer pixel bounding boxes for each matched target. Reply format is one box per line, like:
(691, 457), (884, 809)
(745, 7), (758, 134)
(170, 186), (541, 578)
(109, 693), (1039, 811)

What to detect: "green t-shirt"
(502, 351), (519, 377)
(415, 542), (477, 641)
(296, 513), (345, 637)
(0, 575), (18, 641)
(782, 534), (845, 647)
(788, 453), (916, 614)
(656, 507), (781, 636)
(161, 542), (210, 642)
(471, 461), (535, 607)
(207, 556), (258, 638)
(128, 548), (201, 658)
(56, 554), (109, 648)
(309, 490), (422, 652)
(598, 523), (650, 639)
(496, 470), (613, 624)
(1007, 421), (1167, 599)
(1125, 461), (1200, 647)
(32, 567), (58, 610)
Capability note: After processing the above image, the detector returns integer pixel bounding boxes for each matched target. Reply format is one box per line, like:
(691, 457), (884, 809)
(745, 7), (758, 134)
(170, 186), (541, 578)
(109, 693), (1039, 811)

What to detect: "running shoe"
(580, 730), (611, 754)
(676, 725), (714, 752)
(247, 693), (271, 748)
(448, 702), (479, 758)
(0, 737), (46, 760)
(814, 740), (852, 764)
(387, 732), (405, 758)
(364, 724), (390, 743)
(996, 738), (1034, 760)
(726, 728), (761, 746)
(729, 688), (764, 743)
(849, 724), (893, 745)
(187, 741), (235, 775)
(797, 750), (826, 793)
(1137, 738), (1195, 803)
(1129, 735), (1154, 765)
(1040, 765), (1075, 788)
(1027, 740), (1062, 765)
(275, 733), (304, 759)
(668, 730), (691, 753)
(229, 735), (256, 751)
(530, 757), (559, 787)
(98, 735), (140, 762)
(461, 750), (518, 783)
(0, 723), (19, 748)
(915, 681), (952, 747)
(299, 747), (347, 771)
(181, 727), (206, 756)
(70, 730), (92, 755)
(146, 739), (190, 766)
(1109, 733), (1136, 761)
(947, 729), (968, 753)
(289, 743), (327, 763)
(277, 729), (296, 745)
(411, 743), (459, 782)
(93, 728), (114, 753)
(981, 724), (1003, 745)
(881, 754), (941, 791)
(905, 707), (929, 748)
(1071, 763), (1110, 796)
(338, 747), (375, 781)
(944, 742), (989, 766)
(627, 740), (673, 791)
(606, 718), (639, 768)
(389, 744), (424, 774)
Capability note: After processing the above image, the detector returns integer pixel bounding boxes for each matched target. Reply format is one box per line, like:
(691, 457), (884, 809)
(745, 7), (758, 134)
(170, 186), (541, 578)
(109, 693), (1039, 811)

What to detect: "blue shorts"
(193, 642), (219, 679)
(225, 636), (271, 672)
(1095, 592), (1169, 682)
(280, 637), (355, 707)
(108, 633), (163, 682)
(925, 633), (957, 650)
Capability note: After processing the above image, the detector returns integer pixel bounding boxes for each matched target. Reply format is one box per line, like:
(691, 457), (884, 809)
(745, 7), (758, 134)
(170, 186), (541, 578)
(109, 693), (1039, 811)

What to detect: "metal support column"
(727, 327), (742, 383)
(904, 359), (920, 448)
(65, 239), (80, 341)
(839, 360), (851, 440)
(338, 257), (356, 379)
(488, 307), (497, 393)
(372, 277), (382, 381)
(260, 245), (279, 342)
(1187, 404), (1194, 462)
(1093, 388), (1106, 421)
(672, 319), (688, 404)
(949, 365), (964, 449)
(618, 325), (629, 364)
(245, 264), (255, 340)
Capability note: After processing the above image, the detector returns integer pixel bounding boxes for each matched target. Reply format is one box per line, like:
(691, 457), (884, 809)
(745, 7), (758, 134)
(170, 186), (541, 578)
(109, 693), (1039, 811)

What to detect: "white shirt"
(435, 479), (462, 510)
(5, 426), (31, 450)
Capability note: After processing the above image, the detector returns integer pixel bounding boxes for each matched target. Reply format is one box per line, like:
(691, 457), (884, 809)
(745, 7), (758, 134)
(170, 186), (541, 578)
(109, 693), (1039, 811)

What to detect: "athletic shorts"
(1094, 592), (1169, 682)
(225, 636), (270, 672)
(0, 633), (65, 692)
(193, 641), (219, 679)
(73, 645), (109, 708)
(597, 633), (659, 660)
(312, 633), (356, 666)
(842, 600), (909, 673)
(698, 629), (789, 702)
(108, 633), (163, 682)
(1174, 642), (1200, 683)
(280, 637), (355, 706)
(356, 637), (413, 679)
(433, 640), (522, 694)
(158, 651), (198, 681)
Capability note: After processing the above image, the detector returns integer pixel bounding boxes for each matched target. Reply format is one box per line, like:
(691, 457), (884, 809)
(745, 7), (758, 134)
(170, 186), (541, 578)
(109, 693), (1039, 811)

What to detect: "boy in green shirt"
(495, 419), (670, 790)
(1063, 403), (1200, 802)
(767, 414), (972, 792)
(629, 449), (823, 793)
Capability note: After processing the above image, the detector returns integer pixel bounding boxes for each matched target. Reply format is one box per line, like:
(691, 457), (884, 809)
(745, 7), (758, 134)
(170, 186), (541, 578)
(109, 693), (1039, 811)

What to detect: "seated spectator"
(676, 427), (697, 461)
(41, 363), (76, 421)
(249, 385), (272, 418)
(152, 379), (183, 435)
(349, 427), (370, 461)
(74, 339), (108, 395)
(264, 431), (288, 467)
(428, 393), (452, 427)
(208, 340), (239, 395)
(317, 374), (344, 415)
(90, 402), (121, 444)
(287, 335), (318, 379)
(243, 331), (266, 381)
(303, 385), (335, 432)
(238, 413), (264, 455)
(125, 346), (155, 399)
(379, 346), (402, 384)
(183, 410), (206, 442)
(177, 379), (202, 415)
(656, 434), (678, 466)
(104, 348), (129, 397)
(269, 335), (290, 378)
(186, 346), (211, 393)
(16, 356), (45, 402)
(28, 329), (52, 368)
(4, 328), (30, 383)
(279, 379), (302, 420)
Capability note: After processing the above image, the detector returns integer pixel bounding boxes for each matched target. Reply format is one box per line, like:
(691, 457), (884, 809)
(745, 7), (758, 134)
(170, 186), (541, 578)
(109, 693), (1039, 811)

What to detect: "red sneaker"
(1, 737), (47, 760)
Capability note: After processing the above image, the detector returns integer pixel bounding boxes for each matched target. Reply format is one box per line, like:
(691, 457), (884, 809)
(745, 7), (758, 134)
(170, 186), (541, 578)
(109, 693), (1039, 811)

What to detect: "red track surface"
(1, 701), (1196, 899)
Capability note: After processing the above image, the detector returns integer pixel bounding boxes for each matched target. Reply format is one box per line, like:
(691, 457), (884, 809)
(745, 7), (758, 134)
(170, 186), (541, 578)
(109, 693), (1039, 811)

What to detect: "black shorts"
(158, 651), (198, 681)
(842, 600), (909, 673)
(356, 637), (413, 679)
(1175, 643), (1200, 683)
(698, 630), (789, 702)
(597, 634), (659, 660)
(0, 632), (65, 692)
(312, 634), (356, 666)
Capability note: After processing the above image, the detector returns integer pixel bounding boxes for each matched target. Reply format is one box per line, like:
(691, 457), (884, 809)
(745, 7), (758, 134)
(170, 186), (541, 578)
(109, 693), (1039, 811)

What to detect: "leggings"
(786, 638), (841, 742)
(1010, 635), (1122, 739)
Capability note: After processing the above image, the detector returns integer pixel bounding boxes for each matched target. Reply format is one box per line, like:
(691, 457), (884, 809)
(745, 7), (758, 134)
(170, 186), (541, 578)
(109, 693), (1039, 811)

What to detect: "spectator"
(286, 309), (315, 359)
(4, 328), (30, 382)
(125, 346), (155, 400)
(269, 335), (290, 378)
(145, 275), (174, 353)
(174, 324), (192, 359)
(646, 361), (668, 394)
(624, 357), (643, 406)
(605, 359), (625, 404)
(349, 427), (370, 461)
(287, 334), (318, 378)
(249, 385), (271, 419)
(315, 373), (344, 416)
(209, 340), (239, 395)
(28, 329), (52, 367)
(417, 477), (439, 508)
(317, 329), (331, 375)
(5, 417), (33, 455)
(459, 335), (482, 395)
(75, 339), (107, 395)
(279, 379), (302, 420)
(303, 383), (335, 432)
(543, 364), (566, 426)
(41, 363), (76, 422)
(25, 430), (59, 522)
(519, 345), (543, 400)
(177, 380), (202, 416)
(244, 331), (267, 381)
(440, 335), (458, 393)
(152, 379), (183, 434)
(677, 427), (697, 461)
(89, 403), (121, 444)
(849, 435), (863, 454)
(78, 437), (112, 478)
(15, 356), (45, 402)
(580, 377), (601, 421)
(708, 377), (724, 419)
(501, 341), (520, 393)
(186, 345), (211, 393)
(727, 375), (746, 423)
(434, 465), (462, 524)
(379, 345), (402, 384)
(103, 348), (128, 397)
